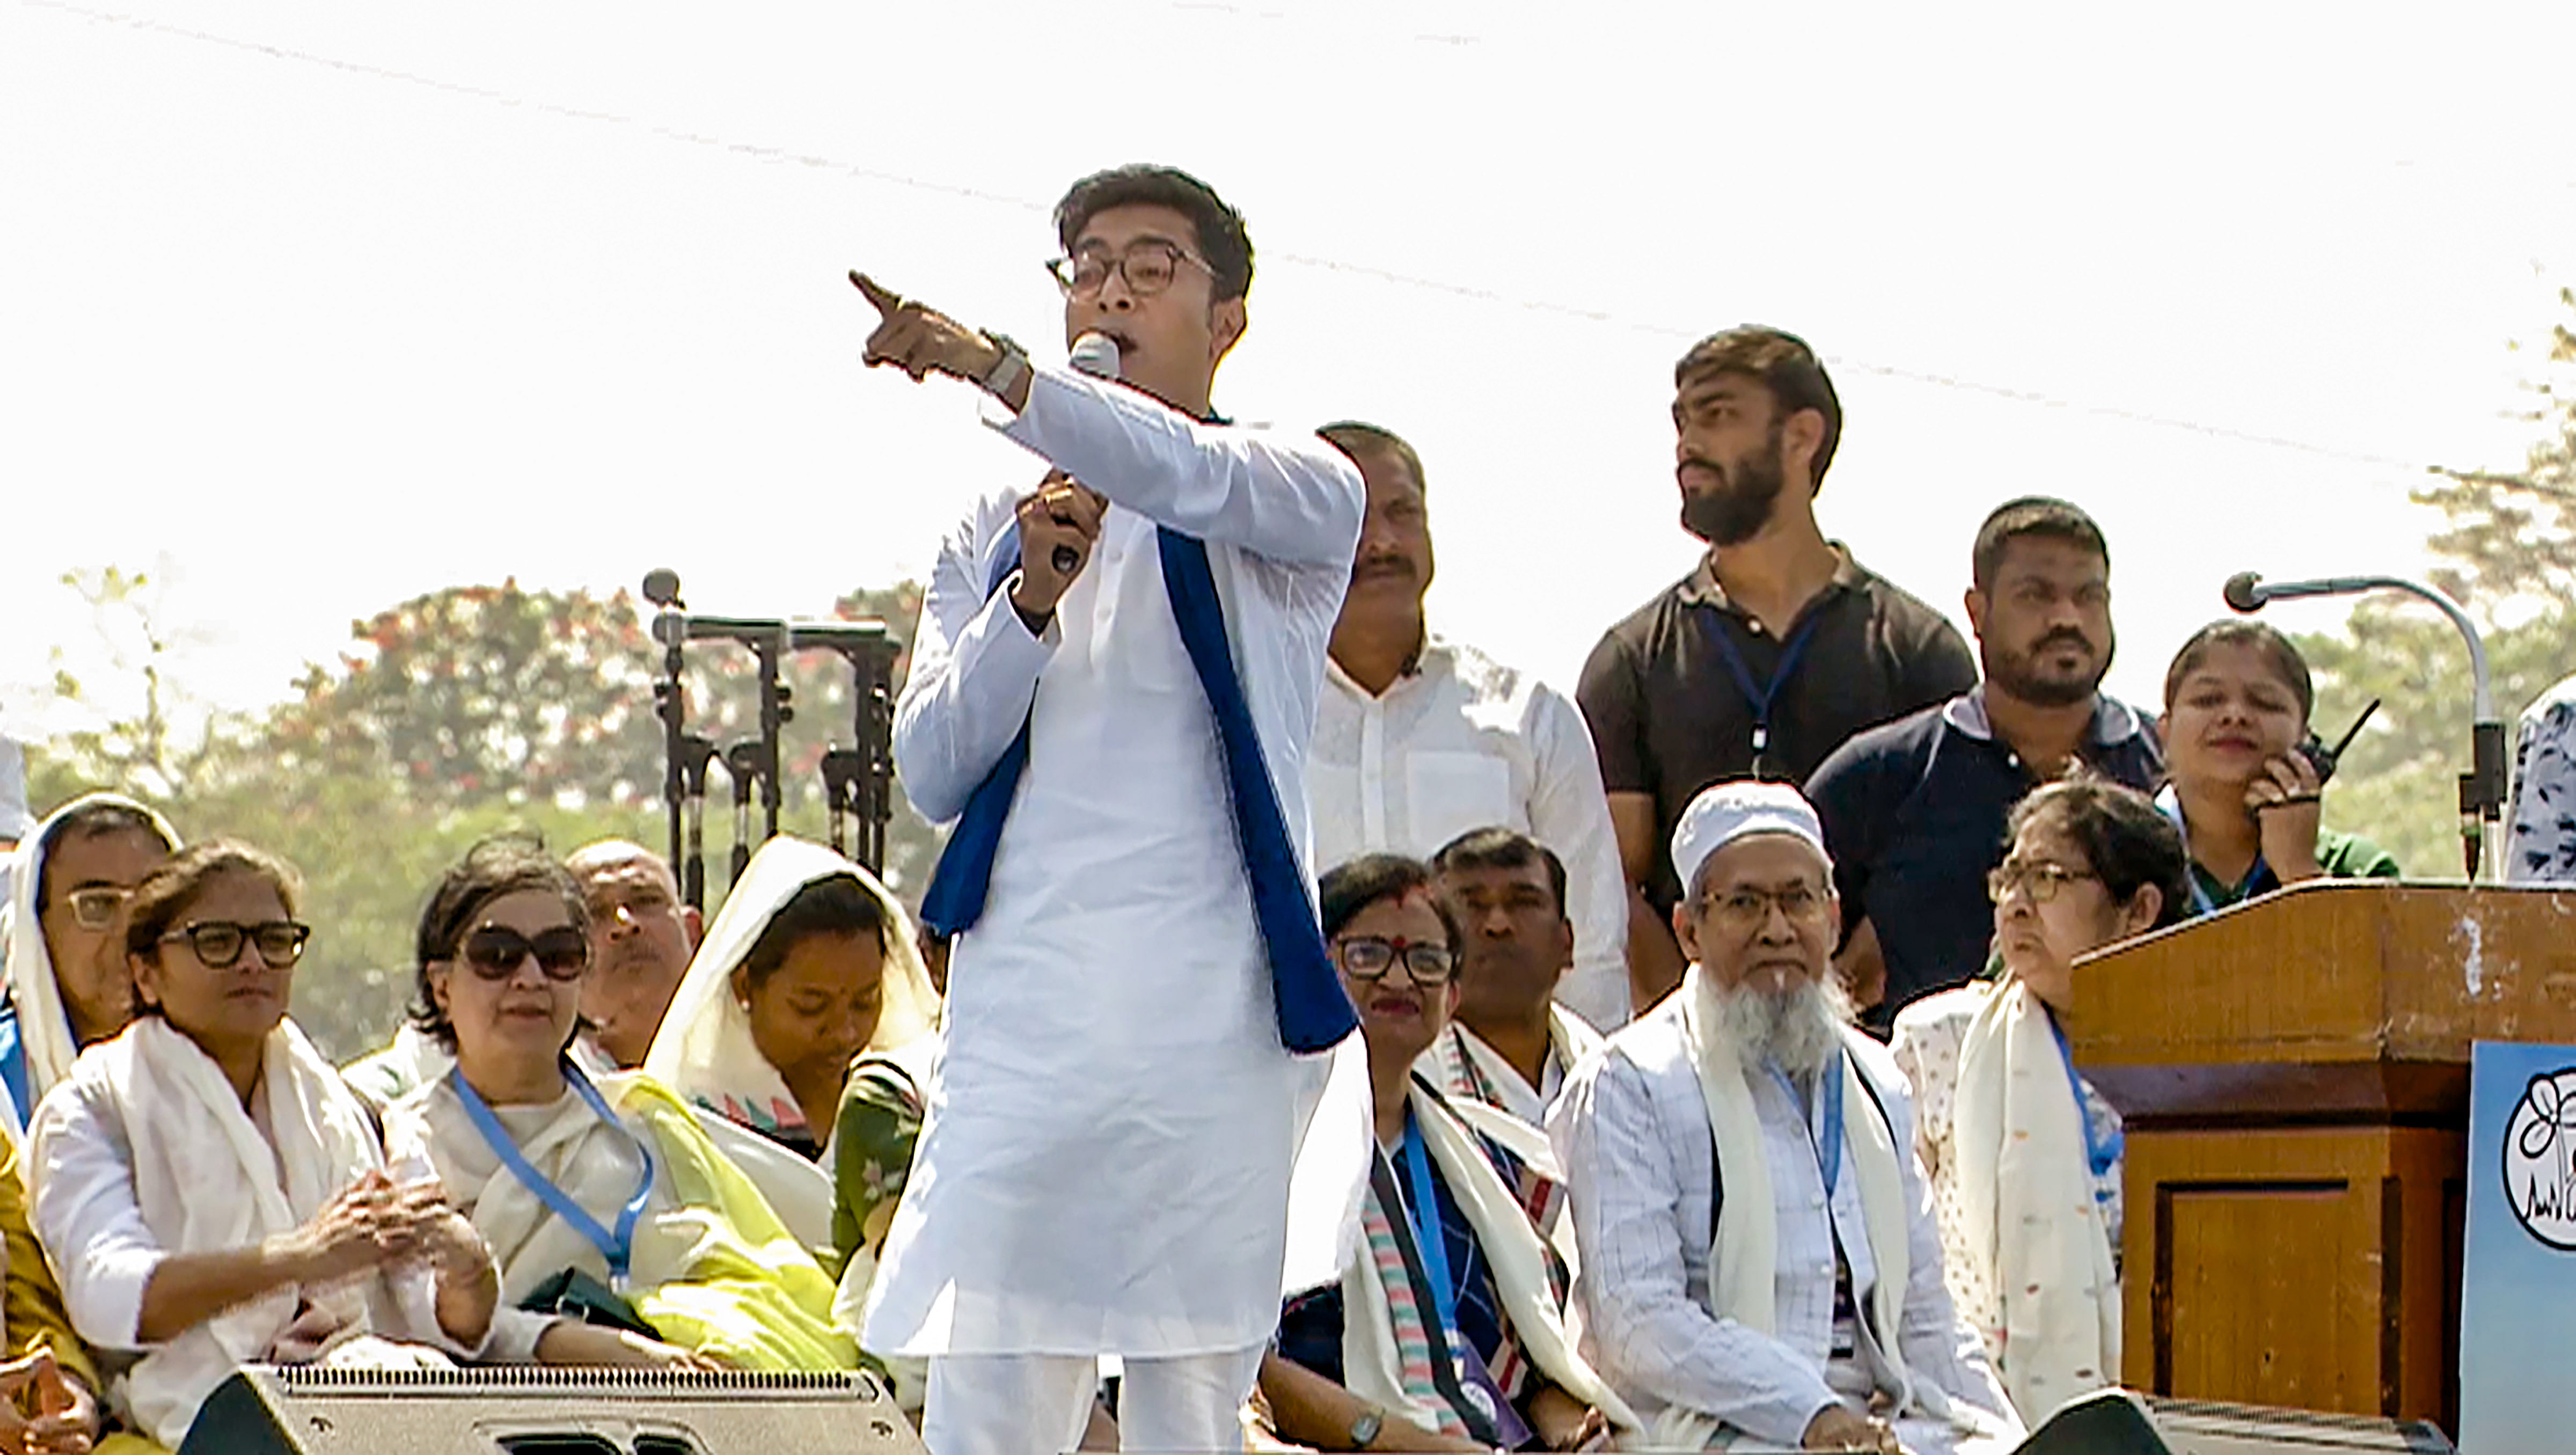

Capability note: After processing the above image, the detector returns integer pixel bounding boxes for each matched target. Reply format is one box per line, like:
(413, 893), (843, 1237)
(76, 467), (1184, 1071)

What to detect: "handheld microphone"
(1052, 334), (1124, 574)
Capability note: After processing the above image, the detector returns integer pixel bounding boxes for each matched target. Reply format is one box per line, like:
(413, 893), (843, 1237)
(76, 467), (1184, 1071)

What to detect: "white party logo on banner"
(2505, 1069), (2576, 1249)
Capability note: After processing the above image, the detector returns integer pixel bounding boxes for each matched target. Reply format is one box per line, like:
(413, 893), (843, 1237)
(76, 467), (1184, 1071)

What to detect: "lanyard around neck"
(1698, 606), (1827, 759)
(1399, 1110), (1465, 1339)
(2045, 1013), (2124, 1196)
(449, 1061), (656, 1289)
(1770, 1055), (1846, 1198)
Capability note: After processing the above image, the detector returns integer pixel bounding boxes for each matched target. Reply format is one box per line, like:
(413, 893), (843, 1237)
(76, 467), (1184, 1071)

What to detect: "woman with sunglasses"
(380, 836), (858, 1374)
(1258, 854), (1630, 1453)
(1890, 777), (2188, 1424)
(2156, 620), (2399, 916)
(27, 840), (500, 1451)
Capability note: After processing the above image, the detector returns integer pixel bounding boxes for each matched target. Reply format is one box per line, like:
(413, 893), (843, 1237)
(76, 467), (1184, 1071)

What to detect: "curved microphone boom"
(2220, 568), (2507, 878)
(1052, 334), (1123, 575)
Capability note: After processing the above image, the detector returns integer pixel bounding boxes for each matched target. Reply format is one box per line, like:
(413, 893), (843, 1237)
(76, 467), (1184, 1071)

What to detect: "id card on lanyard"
(449, 1063), (657, 1292)
(1399, 1112), (1533, 1448)
(1699, 605), (1826, 779)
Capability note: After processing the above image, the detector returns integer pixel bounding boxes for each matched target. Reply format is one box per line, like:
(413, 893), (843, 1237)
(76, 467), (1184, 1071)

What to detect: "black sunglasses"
(458, 925), (591, 982)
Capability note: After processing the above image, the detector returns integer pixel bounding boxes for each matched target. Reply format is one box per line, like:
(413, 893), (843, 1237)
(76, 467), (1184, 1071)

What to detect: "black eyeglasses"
(1044, 240), (1214, 298)
(162, 920), (311, 968)
(1987, 861), (2101, 904)
(1333, 935), (1457, 985)
(459, 925), (590, 982)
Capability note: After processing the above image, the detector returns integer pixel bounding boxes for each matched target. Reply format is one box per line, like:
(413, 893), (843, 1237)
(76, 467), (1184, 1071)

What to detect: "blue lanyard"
(1698, 606), (1826, 758)
(2046, 1014), (2124, 1198)
(448, 1062), (656, 1289)
(1770, 1056), (1845, 1198)
(1398, 1112), (1464, 1340)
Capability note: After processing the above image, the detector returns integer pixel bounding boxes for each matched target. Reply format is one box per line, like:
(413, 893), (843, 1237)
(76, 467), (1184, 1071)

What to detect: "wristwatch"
(977, 330), (1030, 398)
(1346, 1404), (1384, 1450)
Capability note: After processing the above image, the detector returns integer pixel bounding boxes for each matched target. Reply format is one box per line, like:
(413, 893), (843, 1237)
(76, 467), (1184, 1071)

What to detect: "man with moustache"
(565, 839), (702, 1068)
(1311, 422), (1630, 1028)
(1805, 498), (2162, 1032)
(1547, 781), (2017, 1454)
(1579, 328), (1975, 1013)
(847, 164), (1365, 1455)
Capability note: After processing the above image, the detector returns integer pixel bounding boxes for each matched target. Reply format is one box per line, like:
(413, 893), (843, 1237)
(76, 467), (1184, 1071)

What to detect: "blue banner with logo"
(2460, 1040), (2576, 1453)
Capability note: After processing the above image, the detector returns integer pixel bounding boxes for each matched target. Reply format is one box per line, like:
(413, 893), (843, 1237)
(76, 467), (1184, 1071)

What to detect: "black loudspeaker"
(2142, 1396), (2455, 1455)
(176, 1366), (924, 1455)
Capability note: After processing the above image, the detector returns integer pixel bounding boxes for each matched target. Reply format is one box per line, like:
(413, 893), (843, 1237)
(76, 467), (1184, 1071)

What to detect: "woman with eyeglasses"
(2, 792), (180, 1136)
(2156, 620), (2399, 915)
(1889, 777), (2189, 1425)
(1258, 854), (1631, 1453)
(27, 840), (501, 1451)
(379, 836), (859, 1374)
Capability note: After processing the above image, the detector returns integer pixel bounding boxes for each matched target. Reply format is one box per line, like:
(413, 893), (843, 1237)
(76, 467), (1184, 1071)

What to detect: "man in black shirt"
(1805, 496), (2163, 1032)
(1578, 326), (1975, 1011)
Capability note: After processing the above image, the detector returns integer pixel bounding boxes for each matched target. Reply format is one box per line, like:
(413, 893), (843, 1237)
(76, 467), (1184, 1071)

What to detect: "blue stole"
(919, 521), (1358, 1055)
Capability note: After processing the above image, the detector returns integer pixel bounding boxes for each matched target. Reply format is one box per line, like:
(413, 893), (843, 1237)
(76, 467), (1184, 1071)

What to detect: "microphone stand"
(2224, 572), (2509, 879)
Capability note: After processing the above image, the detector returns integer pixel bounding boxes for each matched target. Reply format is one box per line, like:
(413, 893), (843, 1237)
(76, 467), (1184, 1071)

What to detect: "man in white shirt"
(1311, 421), (1629, 1029)
(848, 165), (1365, 1455)
(1548, 781), (2016, 1454)
(2508, 670), (2576, 885)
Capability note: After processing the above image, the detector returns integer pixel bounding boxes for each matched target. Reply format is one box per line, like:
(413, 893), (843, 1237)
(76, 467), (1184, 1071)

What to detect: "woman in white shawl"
(1890, 777), (2189, 1425)
(28, 840), (499, 1452)
(1261, 855), (1630, 1452)
(642, 837), (938, 1165)
(380, 836), (858, 1374)
(1, 793), (179, 1138)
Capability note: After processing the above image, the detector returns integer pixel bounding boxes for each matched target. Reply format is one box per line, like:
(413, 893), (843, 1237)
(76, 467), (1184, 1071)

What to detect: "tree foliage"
(21, 576), (932, 1061)
(2297, 283), (2576, 879)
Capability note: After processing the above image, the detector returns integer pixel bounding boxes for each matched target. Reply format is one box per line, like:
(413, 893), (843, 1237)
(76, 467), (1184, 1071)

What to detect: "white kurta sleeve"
(1549, 1053), (1838, 1445)
(1524, 682), (1630, 1030)
(27, 1080), (163, 1351)
(892, 501), (1062, 827)
(987, 364), (1363, 567)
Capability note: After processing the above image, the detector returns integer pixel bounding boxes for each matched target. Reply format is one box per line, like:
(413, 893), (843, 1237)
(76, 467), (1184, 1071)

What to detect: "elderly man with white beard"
(1547, 781), (2018, 1455)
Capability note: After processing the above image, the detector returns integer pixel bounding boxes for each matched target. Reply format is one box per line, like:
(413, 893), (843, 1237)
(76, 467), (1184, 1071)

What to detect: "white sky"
(6, 0), (2574, 748)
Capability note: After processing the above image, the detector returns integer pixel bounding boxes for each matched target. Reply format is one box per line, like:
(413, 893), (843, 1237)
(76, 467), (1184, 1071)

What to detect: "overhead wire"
(10, 0), (2529, 482)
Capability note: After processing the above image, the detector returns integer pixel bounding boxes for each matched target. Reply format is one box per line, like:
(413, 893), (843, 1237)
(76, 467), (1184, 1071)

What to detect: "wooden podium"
(2068, 881), (2576, 1434)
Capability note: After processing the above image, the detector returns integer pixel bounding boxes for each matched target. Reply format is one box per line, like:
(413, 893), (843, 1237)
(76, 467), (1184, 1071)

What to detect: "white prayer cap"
(0, 734), (31, 842)
(1670, 779), (1831, 899)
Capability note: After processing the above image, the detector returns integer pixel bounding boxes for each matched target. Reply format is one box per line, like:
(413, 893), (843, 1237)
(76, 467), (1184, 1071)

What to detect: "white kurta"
(1310, 637), (1630, 1029)
(861, 363), (1364, 1359)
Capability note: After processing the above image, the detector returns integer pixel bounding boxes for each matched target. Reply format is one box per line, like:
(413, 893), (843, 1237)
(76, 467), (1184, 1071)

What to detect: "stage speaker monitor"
(2143, 1396), (2454, 1455)
(177, 1365), (924, 1455)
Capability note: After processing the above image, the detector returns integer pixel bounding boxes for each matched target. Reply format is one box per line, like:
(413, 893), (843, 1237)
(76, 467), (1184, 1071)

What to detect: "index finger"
(847, 270), (904, 319)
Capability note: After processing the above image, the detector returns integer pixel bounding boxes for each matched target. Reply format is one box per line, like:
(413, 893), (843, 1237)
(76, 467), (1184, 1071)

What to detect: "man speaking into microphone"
(849, 165), (1366, 1455)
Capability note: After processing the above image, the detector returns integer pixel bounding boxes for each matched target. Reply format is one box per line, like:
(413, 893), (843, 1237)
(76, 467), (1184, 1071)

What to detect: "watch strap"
(978, 332), (1030, 398)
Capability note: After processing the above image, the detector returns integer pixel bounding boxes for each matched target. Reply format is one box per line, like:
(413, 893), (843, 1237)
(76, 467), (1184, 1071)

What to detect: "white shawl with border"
(1340, 1082), (1637, 1439)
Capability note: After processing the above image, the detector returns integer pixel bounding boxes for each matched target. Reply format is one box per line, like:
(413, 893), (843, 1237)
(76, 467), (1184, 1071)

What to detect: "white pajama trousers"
(923, 1344), (1264, 1455)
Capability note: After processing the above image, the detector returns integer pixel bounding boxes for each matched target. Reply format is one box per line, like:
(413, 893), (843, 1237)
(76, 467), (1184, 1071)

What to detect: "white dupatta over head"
(1, 792), (179, 1138)
(641, 837), (939, 1153)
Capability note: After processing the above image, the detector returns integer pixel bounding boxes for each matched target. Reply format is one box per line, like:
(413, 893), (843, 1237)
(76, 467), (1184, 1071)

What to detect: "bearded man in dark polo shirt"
(1579, 326), (1974, 1013)
(1805, 496), (2163, 1033)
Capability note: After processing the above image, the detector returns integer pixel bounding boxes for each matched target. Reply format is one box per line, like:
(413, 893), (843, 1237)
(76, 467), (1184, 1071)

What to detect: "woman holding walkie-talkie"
(2153, 620), (2402, 916)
